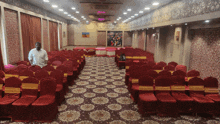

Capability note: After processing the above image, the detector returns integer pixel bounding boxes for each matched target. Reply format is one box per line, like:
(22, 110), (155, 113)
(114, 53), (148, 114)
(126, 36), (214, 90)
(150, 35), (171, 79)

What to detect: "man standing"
(28, 42), (48, 68)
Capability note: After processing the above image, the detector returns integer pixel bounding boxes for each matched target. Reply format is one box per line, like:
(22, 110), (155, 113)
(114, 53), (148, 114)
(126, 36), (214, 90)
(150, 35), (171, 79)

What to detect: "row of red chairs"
(125, 60), (219, 116)
(0, 49), (86, 122)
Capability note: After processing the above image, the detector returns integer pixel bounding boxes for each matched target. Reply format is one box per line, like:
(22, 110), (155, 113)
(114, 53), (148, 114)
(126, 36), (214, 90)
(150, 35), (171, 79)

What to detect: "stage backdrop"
(107, 31), (122, 47)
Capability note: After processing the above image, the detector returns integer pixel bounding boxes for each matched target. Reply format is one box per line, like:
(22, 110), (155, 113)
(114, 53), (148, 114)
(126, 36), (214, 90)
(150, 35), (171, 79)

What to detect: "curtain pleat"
(21, 13), (41, 61)
(49, 21), (58, 51)
(59, 24), (62, 49)
(0, 43), (5, 71)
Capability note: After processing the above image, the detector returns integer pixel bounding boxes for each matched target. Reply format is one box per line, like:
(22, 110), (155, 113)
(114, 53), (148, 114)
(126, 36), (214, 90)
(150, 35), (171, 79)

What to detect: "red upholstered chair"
(0, 77), (22, 118)
(188, 77), (214, 114)
(186, 70), (200, 81)
(168, 61), (178, 67)
(56, 65), (69, 93)
(53, 56), (66, 63)
(127, 68), (142, 93)
(35, 70), (49, 80)
(50, 70), (65, 105)
(17, 64), (28, 75)
(147, 61), (156, 68)
(146, 70), (158, 79)
(158, 70), (172, 77)
(164, 65), (175, 71)
(28, 66), (41, 73)
(155, 76), (177, 116)
(19, 70), (34, 81)
(173, 70), (186, 77)
(152, 65), (164, 74)
(175, 65), (187, 73)
(4, 70), (19, 80)
(31, 77), (58, 122)
(204, 77), (220, 115)
(171, 76), (194, 113)
(156, 61), (167, 67)
(12, 77), (39, 122)
(0, 70), (5, 79)
(51, 60), (62, 67)
(16, 61), (30, 66)
(138, 75), (157, 116)
(42, 65), (55, 75)
(63, 60), (76, 85)
(0, 79), (4, 98)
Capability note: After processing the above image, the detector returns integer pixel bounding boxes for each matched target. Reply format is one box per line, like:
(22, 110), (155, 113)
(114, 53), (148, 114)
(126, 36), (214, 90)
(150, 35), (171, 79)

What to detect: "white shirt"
(28, 48), (48, 68)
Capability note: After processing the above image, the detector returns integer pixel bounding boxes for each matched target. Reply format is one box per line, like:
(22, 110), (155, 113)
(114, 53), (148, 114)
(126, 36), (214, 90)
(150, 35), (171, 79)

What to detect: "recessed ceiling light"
(43, 0), (49, 2)
(117, 19), (119, 20)
(185, 23), (187, 25)
(171, 25), (172, 26)
(128, 18), (131, 20)
(131, 16), (134, 18)
(152, 2), (159, 6)
(64, 12), (68, 14)
(135, 14), (138, 16)
(139, 11), (143, 13)
(83, 18), (86, 20)
(59, 9), (63, 11)
(114, 21), (116, 23)
(68, 14), (71, 16)
(119, 17), (121, 19)
(205, 20), (210, 23)
(123, 12), (127, 15)
(52, 5), (58, 8)
(81, 16), (84, 18)
(71, 16), (74, 18)
(145, 7), (150, 10)
(127, 9), (131, 11)
(76, 11), (79, 13)
(72, 7), (76, 10)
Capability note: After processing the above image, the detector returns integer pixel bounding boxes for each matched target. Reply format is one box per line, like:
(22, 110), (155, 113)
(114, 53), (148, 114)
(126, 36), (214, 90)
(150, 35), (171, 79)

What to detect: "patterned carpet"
(1, 57), (220, 124)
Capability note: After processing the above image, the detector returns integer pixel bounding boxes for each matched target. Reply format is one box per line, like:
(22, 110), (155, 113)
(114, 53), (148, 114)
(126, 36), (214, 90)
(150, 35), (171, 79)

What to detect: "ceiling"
(25, 0), (176, 24)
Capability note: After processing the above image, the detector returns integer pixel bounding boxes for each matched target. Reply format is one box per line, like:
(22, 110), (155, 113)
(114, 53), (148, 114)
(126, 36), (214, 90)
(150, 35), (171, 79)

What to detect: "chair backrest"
(16, 61), (30, 66)
(188, 77), (205, 95)
(28, 65), (41, 72)
(158, 70), (172, 77)
(42, 65), (55, 72)
(63, 60), (73, 72)
(52, 60), (62, 67)
(204, 77), (219, 94)
(152, 64), (164, 71)
(0, 78), (4, 97)
(4, 77), (22, 96)
(164, 65), (175, 71)
(22, 77), (39, 96)
(56, 65), (68, 73)
(54, 56), (66, 63)
(168, 61), (178, 67)
(175, 65), (187, 73)
(35, 70), (49, 80)
(155, 76), (172, 94)
(187, 70), (200, 77)
(173, 70), (186, 77)
(156, 61), (167, 67)
(40, 77), (57, 96)
(0, 70), (5, 78)
(146, 70), (158, 79)
(50, 70), (64, 84)
(17, 64), (28, 72)
(19, 70), (34, 81)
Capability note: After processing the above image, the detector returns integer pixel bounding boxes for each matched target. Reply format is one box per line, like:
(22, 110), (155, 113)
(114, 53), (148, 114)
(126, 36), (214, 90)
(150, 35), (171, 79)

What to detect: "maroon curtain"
(59, 24), (62, 49)
(21, 13), (41, 61)
(0, 43), (5, 71)
(49, 21), (58, 51)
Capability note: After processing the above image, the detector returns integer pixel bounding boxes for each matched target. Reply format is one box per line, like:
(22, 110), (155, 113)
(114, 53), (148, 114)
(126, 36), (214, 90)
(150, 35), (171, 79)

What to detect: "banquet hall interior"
(0, 0), (220, 123)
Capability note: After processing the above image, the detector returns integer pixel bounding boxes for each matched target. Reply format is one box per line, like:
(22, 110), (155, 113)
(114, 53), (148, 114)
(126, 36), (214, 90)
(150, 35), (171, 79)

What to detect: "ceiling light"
(127, 9), (131, 11)
(185, 23), (187, 25)
(43, 0), (49, 2)
(64, 12), (68, 14)
(76, 11), (79, 13)
(119, 17), (121, 19)
(123, 12), (127, 15)
(152, 2), (159, 6)
(205, 20), (210, 23)
(117, 19), (119, 20)
(131, 16), (134, 18)
(153, 27), (155, 29)
(145, 7), (150, 10)
(59, 9), (63, 11)
(128, 18), (131, 20)
(135, 14), (138, 16)
(71, 16), (74, 18)
(52, 5), (58, 8)
(114, 21), (116, 23)
(139, 11), (143, 13)
(72, 7), (76, 10)
(83, 18), (86, 20)
(171, 25), (172, 26)
(81, 16), (84, 18)
(68, 14), (71, 16)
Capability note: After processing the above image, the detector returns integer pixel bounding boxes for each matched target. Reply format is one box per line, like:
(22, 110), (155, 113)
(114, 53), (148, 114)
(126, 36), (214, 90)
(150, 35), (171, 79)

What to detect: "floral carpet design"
(1, 57), (220, 124)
